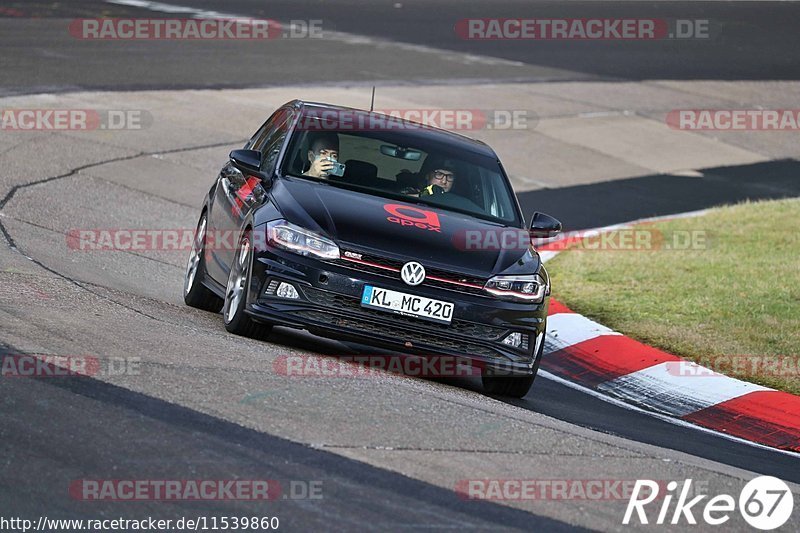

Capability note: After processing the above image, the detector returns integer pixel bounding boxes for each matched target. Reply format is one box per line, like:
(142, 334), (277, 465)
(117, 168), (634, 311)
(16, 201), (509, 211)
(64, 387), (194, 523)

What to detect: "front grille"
(292, 310), (504, 360)
(302, 286), (506, 340)
(332, 251), (487, 296)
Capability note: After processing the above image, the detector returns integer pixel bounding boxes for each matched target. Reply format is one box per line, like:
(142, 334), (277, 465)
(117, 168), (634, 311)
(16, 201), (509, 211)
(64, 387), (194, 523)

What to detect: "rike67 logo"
(624, 476), (794, 530)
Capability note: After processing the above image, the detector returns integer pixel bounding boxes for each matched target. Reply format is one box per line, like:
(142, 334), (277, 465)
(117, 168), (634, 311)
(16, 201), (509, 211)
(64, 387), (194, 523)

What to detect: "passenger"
(303, 132), (340, 178)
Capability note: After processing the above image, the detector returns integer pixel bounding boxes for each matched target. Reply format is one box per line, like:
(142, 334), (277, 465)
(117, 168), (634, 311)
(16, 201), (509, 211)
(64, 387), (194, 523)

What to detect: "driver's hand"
(308, 156), (334, 177)
(421, 184), (445, 196)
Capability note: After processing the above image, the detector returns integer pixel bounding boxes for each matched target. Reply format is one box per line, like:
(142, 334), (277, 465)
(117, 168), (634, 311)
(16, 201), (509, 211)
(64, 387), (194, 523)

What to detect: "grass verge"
(547, 198), (800, 395)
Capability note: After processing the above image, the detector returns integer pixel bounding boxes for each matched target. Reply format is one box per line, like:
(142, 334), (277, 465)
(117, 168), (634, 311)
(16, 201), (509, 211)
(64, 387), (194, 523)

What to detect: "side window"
(245, 108), (288, 150)
(480, 168), (501, 218)
(259, 111), (295, 173)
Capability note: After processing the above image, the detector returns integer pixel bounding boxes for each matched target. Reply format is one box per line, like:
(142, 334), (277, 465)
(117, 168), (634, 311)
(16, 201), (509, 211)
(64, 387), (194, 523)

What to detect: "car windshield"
(281, 112), (522, 226)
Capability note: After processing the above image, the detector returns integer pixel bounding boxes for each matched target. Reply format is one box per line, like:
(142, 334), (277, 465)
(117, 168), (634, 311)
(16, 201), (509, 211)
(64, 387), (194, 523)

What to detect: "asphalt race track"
(1, 1), (800, 531)
(3, 0), (800, 95)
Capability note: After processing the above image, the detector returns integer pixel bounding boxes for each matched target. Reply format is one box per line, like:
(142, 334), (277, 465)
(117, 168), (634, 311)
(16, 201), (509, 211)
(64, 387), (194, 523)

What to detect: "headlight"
(484, 274), (548, 303)
(267, 220), (340, 260)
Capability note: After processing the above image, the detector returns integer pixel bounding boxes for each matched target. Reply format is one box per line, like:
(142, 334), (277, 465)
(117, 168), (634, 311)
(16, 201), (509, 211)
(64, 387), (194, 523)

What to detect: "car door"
(206, 108), (294, 284)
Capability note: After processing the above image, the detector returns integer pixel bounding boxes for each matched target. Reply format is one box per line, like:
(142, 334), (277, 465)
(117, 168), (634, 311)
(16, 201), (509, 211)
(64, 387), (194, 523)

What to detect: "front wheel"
(223, 230), (272, 340)
(184, 212), (223, 312)
(482, 373), (536, 399)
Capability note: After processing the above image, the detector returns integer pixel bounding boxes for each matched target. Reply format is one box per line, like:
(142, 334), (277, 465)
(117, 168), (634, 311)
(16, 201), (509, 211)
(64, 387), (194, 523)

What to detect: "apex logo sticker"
(384, 204), (441, 232)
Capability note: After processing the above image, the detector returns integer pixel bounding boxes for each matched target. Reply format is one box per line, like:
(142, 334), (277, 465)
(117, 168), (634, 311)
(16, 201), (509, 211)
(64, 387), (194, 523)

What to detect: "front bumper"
(245, 245), (548, 375)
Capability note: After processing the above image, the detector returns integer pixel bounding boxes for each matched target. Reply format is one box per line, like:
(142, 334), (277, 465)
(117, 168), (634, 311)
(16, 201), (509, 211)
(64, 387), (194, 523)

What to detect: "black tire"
(482, 326), (546, 398)
(482, 373), (536, 398)
(223, 230), (272, 340)
(184, 212), (223, 312)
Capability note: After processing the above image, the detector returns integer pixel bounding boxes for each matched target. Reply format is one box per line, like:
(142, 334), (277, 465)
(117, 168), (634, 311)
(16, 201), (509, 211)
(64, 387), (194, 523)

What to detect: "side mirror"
(529, 212), (562, 238)
(229, 149), (273, 192)
(230, 149), (262, 172)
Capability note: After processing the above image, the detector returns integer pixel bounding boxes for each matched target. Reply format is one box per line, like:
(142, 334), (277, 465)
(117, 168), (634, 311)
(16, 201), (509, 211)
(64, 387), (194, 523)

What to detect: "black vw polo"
(183, 100), (561, 398)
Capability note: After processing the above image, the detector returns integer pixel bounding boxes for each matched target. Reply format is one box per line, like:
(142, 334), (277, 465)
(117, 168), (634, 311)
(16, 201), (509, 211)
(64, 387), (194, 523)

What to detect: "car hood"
(268, 178), (539, 277)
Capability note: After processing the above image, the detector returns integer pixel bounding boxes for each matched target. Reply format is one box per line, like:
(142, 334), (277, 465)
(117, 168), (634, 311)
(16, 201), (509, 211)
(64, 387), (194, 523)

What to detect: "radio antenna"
(369, 86), (376, 112)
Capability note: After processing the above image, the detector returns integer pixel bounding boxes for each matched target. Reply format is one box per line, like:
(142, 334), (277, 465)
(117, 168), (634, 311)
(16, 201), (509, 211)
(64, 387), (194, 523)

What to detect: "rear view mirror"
(529, 212), (562, 238)
(380, 145), (422, 161)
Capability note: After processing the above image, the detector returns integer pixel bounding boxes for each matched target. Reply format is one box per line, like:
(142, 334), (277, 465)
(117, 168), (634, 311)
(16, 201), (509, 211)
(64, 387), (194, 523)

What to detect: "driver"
(408, 157), (481, 212)
(420, 162), (457, 197)
(402, 157), (459, 197)
(303, 132), (340, 178)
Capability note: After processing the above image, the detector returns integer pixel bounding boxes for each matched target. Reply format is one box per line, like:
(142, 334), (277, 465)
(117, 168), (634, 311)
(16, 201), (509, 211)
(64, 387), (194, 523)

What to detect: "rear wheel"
(223, 231), (272, 340)
(184, 212), (223, 312)
(482, 327), (545, 399)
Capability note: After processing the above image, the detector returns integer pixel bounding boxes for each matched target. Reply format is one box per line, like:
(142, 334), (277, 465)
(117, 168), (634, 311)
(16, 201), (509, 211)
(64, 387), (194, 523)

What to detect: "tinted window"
(259, 111), (294, 173)
(250, 109), (289, 151)
(281, 120), (521, 226)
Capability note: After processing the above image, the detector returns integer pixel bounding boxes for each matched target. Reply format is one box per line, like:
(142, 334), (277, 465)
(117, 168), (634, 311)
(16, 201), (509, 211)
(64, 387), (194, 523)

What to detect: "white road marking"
(545, 312), (620, 350)
(538, 250), (559, 263)
(597, 362), (772, 417)
(539, 370), (800, 459)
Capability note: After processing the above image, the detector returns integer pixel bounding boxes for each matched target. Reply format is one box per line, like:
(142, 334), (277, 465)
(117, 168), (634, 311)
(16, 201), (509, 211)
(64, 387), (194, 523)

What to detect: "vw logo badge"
(401, 261), (426, 286)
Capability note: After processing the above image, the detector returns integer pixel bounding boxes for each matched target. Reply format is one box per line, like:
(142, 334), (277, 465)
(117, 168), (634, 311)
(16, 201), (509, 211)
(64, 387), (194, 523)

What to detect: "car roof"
(287, 100), (498, 158)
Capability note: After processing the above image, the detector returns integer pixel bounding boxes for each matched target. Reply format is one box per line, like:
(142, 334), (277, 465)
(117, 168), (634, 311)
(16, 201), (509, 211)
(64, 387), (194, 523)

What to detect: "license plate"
(361, 285), (454, 324)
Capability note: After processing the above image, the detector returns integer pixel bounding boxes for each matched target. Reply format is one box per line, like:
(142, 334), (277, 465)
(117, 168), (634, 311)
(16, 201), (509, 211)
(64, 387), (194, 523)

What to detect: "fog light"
(263, 280), (280, 296)
(276, 282), (299, 299)
(502, 332), (523, 348)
